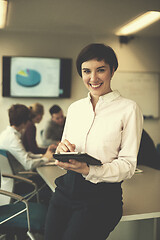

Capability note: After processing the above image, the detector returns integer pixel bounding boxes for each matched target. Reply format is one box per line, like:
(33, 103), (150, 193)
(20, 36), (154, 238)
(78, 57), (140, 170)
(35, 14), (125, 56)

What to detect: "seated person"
(22, 102), (47, 154)
(0, 104), (54, 173)
(42, 105), (66, 147)
(137, 129), (160, 170)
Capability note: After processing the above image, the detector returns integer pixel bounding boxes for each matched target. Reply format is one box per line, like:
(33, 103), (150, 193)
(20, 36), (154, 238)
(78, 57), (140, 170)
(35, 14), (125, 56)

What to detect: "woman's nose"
(90, 72), (97, 81)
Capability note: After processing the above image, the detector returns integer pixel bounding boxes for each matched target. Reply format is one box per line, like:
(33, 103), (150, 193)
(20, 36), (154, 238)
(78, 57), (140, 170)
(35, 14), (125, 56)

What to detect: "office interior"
(0, 0), (160, 239)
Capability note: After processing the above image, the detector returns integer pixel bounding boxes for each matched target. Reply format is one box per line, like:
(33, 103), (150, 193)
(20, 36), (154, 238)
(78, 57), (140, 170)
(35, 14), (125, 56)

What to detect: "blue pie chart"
(16, 69), (41, 87)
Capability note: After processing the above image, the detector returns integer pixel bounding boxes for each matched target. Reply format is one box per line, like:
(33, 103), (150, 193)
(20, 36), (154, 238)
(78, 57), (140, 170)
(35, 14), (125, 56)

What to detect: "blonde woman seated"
(22, 103), (56, 154)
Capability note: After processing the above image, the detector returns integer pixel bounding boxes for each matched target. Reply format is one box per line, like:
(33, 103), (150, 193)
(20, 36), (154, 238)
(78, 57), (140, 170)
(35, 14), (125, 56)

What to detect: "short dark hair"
(8, 104), (30, 127)
(49, 105), (62, 115)
(76, 43), (118, 77)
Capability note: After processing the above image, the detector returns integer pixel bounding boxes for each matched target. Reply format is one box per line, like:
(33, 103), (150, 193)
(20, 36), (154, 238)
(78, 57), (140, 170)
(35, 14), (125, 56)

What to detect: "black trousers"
(44, 172), (123, 240)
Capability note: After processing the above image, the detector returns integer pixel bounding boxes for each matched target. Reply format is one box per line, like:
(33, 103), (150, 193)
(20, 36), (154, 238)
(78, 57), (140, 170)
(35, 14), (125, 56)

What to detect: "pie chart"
(16, 69), (41, 87)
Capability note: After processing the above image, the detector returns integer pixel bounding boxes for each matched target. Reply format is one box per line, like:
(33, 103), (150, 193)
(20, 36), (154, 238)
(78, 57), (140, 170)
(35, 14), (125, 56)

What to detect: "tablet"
(53, 152), (102, 166)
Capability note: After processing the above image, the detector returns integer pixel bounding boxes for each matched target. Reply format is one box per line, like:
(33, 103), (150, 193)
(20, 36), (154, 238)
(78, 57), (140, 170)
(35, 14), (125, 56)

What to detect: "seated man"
(0, 104), (54, 174)
(137, 129), (160, 170)
(42, 105), (66, 147)
(0, 104), (54, 203)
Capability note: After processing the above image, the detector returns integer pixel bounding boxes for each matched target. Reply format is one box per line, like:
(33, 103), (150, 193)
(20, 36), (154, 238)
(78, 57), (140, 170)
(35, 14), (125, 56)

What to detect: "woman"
(22, 102), (47, 154)
(45, 43), (143, 240)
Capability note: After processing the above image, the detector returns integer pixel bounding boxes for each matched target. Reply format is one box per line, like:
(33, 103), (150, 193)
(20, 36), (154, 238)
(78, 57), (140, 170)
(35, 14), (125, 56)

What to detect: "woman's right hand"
(56, 139), (76, 153)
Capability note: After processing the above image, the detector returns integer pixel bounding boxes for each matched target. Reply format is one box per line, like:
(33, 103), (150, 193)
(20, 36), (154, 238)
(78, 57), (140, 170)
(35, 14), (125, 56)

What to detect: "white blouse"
(62, 91), (143, 184)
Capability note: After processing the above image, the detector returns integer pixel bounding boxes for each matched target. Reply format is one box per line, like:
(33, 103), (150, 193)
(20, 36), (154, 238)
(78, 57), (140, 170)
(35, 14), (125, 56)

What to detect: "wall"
(0, 31), (90, 143)
(0, 31), (159, 239)
(0, 31), (160, 146)
(96, 35), (160, 145)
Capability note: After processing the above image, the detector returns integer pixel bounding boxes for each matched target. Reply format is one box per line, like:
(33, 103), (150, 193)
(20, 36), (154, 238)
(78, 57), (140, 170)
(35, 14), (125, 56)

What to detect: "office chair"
(40, 129), (47, 147)
(0, 148), (52, 206)
(156, 143), (160, 155)
(137, 129), (160, 170)
(0, 170), (47, 239)
(0, 149), (14, 206)
(0, 173), (47, 240)
(0, 149), (41, 205)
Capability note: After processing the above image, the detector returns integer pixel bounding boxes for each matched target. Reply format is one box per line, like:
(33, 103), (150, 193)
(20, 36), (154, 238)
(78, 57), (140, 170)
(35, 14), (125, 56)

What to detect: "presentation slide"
(10, 57), (60, 97)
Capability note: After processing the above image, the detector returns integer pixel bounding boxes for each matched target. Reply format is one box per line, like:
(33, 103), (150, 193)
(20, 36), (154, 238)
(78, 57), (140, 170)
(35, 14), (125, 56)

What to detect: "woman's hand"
(56, 139), (76, 153)
(55, 159), (89, 175)
(55, 139), (89, 175)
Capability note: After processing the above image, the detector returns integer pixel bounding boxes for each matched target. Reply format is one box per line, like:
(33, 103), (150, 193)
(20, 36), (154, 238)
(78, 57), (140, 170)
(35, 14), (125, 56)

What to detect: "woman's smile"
(89, 82), (103, 89)
(82, 59), (114, 101)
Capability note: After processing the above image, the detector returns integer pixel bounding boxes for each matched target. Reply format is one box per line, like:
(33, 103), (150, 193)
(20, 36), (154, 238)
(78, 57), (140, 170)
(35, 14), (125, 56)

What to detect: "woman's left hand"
(55, 159), (89, 175)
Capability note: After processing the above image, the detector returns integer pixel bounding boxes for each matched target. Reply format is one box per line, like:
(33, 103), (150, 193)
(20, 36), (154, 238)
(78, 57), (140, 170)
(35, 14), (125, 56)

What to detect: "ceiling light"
(0, 0), (8, 28)
(115, 11), (160, 36)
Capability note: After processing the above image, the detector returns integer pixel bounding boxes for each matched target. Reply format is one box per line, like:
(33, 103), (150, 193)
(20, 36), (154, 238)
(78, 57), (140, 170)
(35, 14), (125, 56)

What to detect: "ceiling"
(4, 0), (160, 37)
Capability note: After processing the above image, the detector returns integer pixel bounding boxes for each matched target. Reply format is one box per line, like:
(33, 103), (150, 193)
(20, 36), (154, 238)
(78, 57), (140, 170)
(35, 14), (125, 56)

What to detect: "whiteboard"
(111, 72), (159, 118)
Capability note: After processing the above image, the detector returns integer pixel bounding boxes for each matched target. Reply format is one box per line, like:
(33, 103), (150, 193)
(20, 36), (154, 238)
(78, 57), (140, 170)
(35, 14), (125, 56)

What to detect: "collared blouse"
(62, 91), (143, 184)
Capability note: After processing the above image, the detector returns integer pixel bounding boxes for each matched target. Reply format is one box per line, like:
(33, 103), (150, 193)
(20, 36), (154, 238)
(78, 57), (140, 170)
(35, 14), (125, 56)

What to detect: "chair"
(137, 129), (160, 170)
(0, 149), (51, 205)
(0, 173), (47, 240)
(0, 150), (14, 206)
(156, 143), (160, 156)
(0, 149), (40, 205)
(40, 129), (47, 147)
(0, 157), (48, 239)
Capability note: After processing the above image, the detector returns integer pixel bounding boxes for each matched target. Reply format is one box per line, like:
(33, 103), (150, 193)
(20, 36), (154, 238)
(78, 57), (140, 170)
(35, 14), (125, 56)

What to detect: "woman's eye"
(83, 70), (90, 74)
(98, 68), (105, 72)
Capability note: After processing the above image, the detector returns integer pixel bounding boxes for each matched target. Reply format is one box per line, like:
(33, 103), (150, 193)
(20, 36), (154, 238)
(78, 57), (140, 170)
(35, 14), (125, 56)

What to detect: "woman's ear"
(111, 68), (115, 78)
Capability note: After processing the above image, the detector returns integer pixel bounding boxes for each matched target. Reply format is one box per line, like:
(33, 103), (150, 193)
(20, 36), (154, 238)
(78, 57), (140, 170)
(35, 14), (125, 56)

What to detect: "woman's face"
(33, 114), (43, 124)
(81, 59), (114, 99)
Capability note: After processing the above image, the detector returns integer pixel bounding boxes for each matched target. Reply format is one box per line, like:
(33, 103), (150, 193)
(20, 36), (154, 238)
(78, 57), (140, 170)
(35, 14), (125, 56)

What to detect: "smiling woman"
(82, 60), (113, 109)
(44, 43), (143, 240)
(78, 44), (118, 109)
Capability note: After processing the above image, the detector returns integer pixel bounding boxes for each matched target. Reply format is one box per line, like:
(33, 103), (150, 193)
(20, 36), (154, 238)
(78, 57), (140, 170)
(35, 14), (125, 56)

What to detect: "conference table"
(37, 164), (160, 221)
(37, 164), (160, 238)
